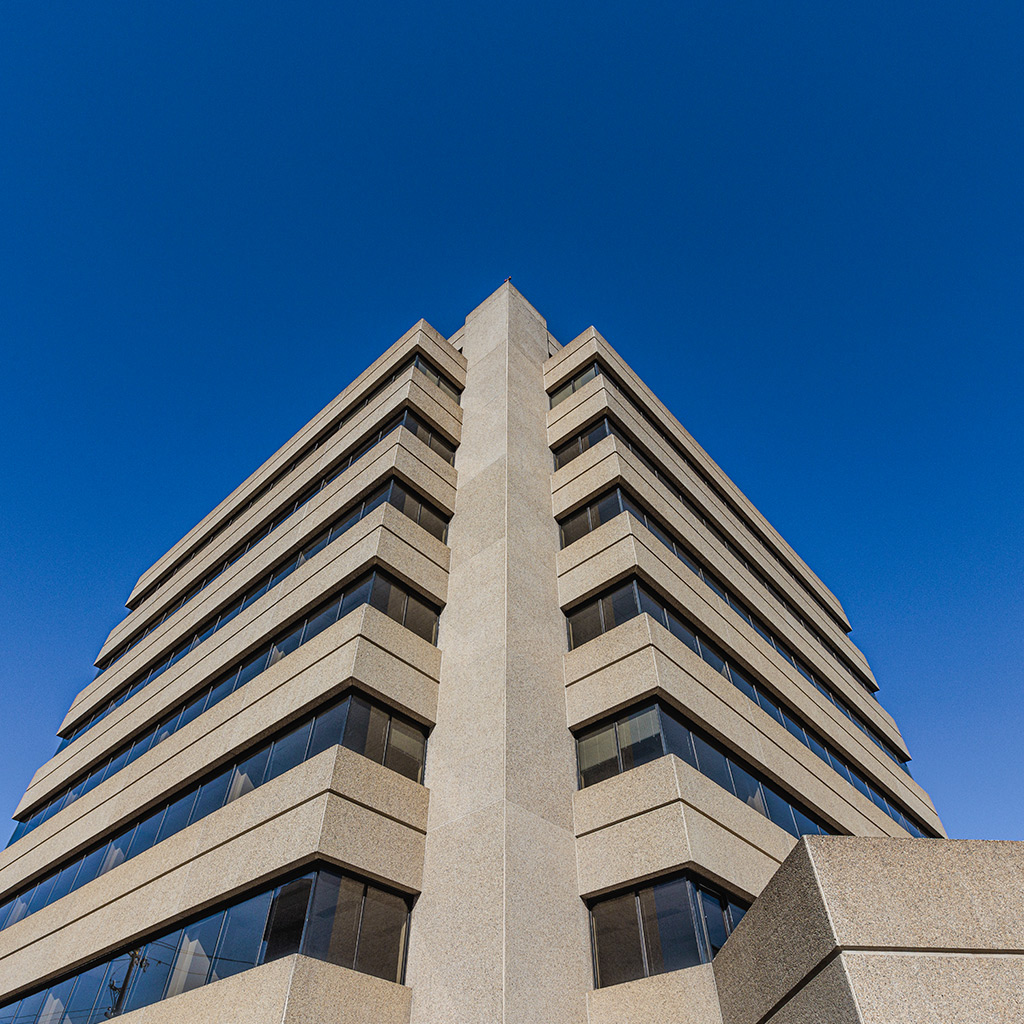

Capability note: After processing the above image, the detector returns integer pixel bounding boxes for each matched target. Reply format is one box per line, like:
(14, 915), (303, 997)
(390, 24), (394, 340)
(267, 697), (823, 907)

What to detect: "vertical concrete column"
(406, 284), (590, 1024)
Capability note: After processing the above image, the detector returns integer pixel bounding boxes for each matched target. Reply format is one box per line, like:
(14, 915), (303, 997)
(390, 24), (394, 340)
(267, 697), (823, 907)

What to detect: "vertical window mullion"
(635, 891), (650, 978)
(351, 884), (369, 971)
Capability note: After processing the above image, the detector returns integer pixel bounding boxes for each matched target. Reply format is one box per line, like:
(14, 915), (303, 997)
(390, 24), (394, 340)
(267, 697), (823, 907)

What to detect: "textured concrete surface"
(127, 320), (463, 609)
(587, 963), (724, 1024)
(4, 288), (996, 1024)
(0, 745), (426, 999)
(405, 283), (591, 1024)
(23, 506), (447, 817)
(574, 754), (793, 900)
(110, 954), (412, 1024)
(561, 611), (941, 839)
(100, 428), (457, 672)
(544, 327), (850, 631)
(715, 836), (1024, 1024)
(85, 492), (448, 740)
(3, 606), (439, 895)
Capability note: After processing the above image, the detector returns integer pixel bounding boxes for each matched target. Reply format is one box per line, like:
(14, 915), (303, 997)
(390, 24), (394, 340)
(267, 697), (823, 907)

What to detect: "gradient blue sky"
(1, 2), (1022, 842)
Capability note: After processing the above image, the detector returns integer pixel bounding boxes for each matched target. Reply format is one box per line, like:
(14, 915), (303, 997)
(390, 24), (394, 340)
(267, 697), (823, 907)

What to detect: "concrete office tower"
(1, 284), (1020, 1024)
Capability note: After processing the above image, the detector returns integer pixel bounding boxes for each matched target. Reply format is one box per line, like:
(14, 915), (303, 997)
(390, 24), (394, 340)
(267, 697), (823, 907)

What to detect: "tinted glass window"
(264, 721), (313, 784)
(567, 602), (603, 647)
(345, 699), (389, 765)
(127, 809), (165, 859)
(164, 912), (224, 999)
(419, 503), (448, 543)
(62, 961), (108, 1024)
(227, 746), (271, 803)
(383, 717), (426, 783)
(404, 592), (438, 643)
(601, 583), (639, 631)
(302, 595), (343, 642)
(123, 934), (178, 1012)
(577, 724), (620, 788)
(560, 507), (592, 547)
(188, 768), (232, 825)
(640, 878), (701, 973)
(659, 714), (697, 769)
(726, 761), (767, 817)
(210, 889), (273, 983)
(691, 735), (733, 794)
(666, 612), (701, 655)
(262, 877), (313, 962)
(617, 706), (664, 772)
(37, 978), (75, 1024)
(763, 787), (799, 836)
(698, 889), (729, 955)
(354, 886), (408, 982)
(156, 789), (198, 844)
(304, 872), (363, 969)
(308, 699), (351, 760)
(591, 892), (643, 988)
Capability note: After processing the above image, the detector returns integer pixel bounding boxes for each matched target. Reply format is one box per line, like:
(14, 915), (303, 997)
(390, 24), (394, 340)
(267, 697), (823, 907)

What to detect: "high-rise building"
(1, 284), (1020, 1024)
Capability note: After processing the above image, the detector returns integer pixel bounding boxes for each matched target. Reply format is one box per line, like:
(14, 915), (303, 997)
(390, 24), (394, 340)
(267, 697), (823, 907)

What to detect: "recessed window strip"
(565, 578), (934, 838)
(578, 702), (836, 839)
(559, 487), (908, 774)
(97, 408), (455, 678)
(0, 864), (410, 1024)
(128, 353), (460, 612)
(550, 361), (854, 638)
(8, 570), (440, 847)
(0, 691), (425, 933)
(589, 872), (748, 988)
(552, 412), (878, 700)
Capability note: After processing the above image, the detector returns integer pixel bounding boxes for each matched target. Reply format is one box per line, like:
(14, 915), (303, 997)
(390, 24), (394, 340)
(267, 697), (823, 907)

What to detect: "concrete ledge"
(559, 511), (900, 758)
(562, 608), (940, 838)
(108, 954), (412, 1024)
(552, 442), (877, 693)
(25, 508), (445, 815)
(573, 755), (794, 900)
(544, 331), (850, 631)
(128, 320), (462, 608)
(2, 607), (438, 894)
(713, 836), (1024, 1024)
(100, 427), (457, 669)
(586, 963), (724, 1024)
(0, 746), (426, 1000)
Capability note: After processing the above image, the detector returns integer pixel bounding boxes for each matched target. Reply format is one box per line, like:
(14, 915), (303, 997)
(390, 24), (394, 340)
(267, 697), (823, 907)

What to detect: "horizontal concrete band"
(25, 507), (447, 817)
(562, 617), (942, 842)
(2, 608), (438, 898)
(128, 321), (463, 609)
(111, 955), (412, 1024)
(97, 379), (459, 684)
(99, 423), (458, 675)
(544, 338), (849, 632)
(573, 754), (795, 901)
(552, 441), (876, 691)
(713, 836), (1024, 1024)
(0, 745), (427, 1001)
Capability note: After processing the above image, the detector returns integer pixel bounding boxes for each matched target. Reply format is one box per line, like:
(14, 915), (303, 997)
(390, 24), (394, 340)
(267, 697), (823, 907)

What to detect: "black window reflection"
(590, 874), (748, 987)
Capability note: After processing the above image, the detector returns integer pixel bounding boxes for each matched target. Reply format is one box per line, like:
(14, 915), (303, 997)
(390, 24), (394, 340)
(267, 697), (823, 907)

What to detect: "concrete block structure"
(0, 283), (1016, 1023)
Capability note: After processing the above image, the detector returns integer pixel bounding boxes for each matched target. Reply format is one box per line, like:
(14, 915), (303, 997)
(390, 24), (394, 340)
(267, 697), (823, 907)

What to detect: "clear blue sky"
(1, 2), (1021, 842)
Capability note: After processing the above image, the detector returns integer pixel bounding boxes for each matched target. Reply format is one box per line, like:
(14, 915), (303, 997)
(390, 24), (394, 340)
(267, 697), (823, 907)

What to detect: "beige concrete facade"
(1, 283), (1016, 1024)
